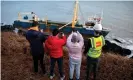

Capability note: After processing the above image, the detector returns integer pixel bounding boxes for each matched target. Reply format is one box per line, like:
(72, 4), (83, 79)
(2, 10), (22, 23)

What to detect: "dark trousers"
(32, 54), (45, 73)
(50, 57), (63, 77)
(86, 56), (99, 80)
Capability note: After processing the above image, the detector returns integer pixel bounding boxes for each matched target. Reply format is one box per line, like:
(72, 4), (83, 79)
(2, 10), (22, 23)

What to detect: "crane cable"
(78, 3), (86, 26)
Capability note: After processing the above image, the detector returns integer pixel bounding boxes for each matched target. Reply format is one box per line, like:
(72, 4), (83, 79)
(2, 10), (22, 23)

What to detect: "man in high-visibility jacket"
(84, 23), (105, 80)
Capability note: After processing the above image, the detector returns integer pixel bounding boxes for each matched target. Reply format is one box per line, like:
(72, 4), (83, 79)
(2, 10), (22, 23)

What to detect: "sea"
(1, 1), (133, 55)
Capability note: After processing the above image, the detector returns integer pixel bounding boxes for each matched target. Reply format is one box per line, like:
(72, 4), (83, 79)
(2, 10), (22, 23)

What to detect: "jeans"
(86, 56), (99, 80)
(69, 57), (81, 80)
(32, 53), (45, 73)
(50, 57), (64, 77)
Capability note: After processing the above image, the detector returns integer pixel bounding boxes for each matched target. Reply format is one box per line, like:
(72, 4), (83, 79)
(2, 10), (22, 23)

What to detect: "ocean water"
(1, 1), (133, 41)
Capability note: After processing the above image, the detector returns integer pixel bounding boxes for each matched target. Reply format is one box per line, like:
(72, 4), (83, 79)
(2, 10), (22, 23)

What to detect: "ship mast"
(45, 15), (48, 26)
(18, 12), (21, 21)
(72, 0), (79, 28)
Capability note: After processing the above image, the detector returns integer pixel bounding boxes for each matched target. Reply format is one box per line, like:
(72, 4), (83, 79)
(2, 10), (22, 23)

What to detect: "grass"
(1, 32), (133, 80)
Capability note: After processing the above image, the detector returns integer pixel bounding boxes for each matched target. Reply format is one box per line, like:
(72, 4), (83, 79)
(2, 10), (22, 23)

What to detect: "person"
(66, 30), (84, 80)
(84, 23), (105, 80)
(25, 21), (46, 74)
(45, 29), (66, 80)
(13, 28), (19, 34)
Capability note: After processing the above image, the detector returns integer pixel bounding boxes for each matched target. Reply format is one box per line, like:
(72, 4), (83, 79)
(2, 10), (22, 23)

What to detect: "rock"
(103, 40), (131, 56)
(122, 49), (131, 56)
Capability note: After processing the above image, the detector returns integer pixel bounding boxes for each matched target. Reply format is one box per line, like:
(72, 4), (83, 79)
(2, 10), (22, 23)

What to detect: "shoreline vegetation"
(1, 32), (133, 80)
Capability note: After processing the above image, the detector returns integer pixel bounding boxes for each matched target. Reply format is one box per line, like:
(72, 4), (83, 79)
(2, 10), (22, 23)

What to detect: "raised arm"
(61, 35), (67, 46)
(66, 32), (73, 47)
(77, 31), (84, 47)
(39, 33), (47, 42)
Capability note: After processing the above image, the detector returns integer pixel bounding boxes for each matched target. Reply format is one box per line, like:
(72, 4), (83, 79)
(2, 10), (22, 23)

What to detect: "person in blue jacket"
(25, 21), (47, 74)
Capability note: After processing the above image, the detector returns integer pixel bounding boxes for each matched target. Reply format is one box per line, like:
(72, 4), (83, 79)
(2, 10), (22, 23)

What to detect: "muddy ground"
(1, 32), (133, 80)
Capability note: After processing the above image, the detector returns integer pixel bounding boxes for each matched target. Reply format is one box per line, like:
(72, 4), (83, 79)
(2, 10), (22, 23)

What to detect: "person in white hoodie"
(66, 30), (84, 80)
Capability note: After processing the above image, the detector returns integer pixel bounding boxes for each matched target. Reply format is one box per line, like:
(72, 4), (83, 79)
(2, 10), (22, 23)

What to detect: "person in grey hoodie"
(66, 31), (84, 80)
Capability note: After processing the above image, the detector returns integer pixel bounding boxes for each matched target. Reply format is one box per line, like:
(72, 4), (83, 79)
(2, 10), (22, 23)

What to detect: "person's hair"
(52, 28), (59, 36)
(94, 30), (102, 36)
(31, 20), (39, 27)
(71, 33), (79, 43)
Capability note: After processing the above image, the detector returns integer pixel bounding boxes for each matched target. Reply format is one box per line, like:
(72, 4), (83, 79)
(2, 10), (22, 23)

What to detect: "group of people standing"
(25, 21), (105, 80)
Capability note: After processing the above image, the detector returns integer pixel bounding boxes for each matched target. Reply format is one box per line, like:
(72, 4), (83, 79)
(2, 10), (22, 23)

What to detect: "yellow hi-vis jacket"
(87, 35), (105, 58)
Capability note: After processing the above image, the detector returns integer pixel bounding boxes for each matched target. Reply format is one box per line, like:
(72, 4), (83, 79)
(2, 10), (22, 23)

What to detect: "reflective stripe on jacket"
(87, 35), (105, 58)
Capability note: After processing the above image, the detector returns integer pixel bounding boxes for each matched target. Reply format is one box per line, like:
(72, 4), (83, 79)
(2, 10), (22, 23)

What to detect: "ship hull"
(13, 20), (109, 37)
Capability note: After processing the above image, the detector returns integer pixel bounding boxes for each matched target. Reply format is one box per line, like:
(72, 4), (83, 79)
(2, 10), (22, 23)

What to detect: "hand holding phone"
(58, 32), (64, 38)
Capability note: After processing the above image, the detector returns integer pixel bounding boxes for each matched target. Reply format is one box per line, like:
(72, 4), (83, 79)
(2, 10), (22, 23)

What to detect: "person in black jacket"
(25, 21), (46, 74)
